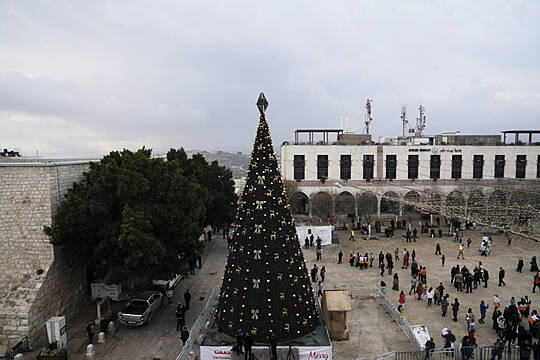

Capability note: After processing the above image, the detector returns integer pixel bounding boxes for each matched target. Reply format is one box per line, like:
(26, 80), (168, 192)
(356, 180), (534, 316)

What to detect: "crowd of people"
(305, 221), (540, 357)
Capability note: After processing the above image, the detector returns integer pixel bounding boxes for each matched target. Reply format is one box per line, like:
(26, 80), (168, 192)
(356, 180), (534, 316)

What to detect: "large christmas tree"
(214, 93), (319, 341)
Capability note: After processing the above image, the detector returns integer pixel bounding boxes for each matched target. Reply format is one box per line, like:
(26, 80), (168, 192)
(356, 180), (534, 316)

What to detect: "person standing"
(531, 256), (539, 272)
(427, 287), (434, 307)
(517, 258), (524, 273)
(380, 261), (385, 276)
(180, 326), (190, 345)
(269, 333), (278, 360)
(349, 230), (355, 241)
(338, 250), (343, 264)
(378, 251), (384, 268)
(498, 267), (506, 286)
(425, 337), (435, 359)
(370, 252), (374, 267)
(86, 321), (94, 345)
(320, 266), (326, 282)
(441, 295), (449, 317)
(441, 254), (445, 267)
(392, 273), (399, 291)
(197, 253), (202, 269)
(435, 242), (441, 255)
(452, 298), (460, 322)
(176, 302), (186, 331)
(479, 300), (489, 324)
(184, 289), (192, 310)
(188, 258), (196, 275)
(244, 333), (253, 360)
(387, 258), (394, 275)
(310, 233), (314, 247)
(413, 227), (418, 242)
(236, 330), (244, 355)
(533, 273), (540, 293)
(166, 285), (173, 307)
(380, 280), (387, 295)
(318, 281), (323, 298)
(483, 269), (489, 288)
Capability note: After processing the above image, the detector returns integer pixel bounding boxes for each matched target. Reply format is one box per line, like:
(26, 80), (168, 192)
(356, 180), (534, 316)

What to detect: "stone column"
(376, 195), (381, 217)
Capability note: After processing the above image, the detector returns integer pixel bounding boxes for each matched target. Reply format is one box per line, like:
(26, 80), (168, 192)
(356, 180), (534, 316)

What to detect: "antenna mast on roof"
(415, 105), (426, 137)
(401, 105), (408, 137)
(364, 99), (373, 134)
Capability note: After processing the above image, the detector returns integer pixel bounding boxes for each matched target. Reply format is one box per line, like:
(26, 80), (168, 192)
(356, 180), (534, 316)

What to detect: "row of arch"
(289, 188), (520, 219)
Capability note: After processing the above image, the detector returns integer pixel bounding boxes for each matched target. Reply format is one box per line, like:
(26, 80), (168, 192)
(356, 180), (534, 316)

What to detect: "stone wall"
(0, 161), (91, 349)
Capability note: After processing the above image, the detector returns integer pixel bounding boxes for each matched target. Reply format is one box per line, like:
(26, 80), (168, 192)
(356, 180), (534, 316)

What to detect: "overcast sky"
(1, 1), (539, 158)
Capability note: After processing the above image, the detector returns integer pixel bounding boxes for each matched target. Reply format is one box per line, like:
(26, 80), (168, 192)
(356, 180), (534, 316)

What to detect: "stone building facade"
(0, 161), (91, 349)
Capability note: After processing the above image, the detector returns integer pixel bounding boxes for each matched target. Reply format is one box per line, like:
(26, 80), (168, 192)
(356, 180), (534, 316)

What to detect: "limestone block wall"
(0, 161), (90, 348)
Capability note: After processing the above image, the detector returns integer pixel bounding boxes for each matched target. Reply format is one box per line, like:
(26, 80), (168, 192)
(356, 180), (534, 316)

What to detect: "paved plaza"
(303, 222), (540, 352)
(32, 222), (539, 359)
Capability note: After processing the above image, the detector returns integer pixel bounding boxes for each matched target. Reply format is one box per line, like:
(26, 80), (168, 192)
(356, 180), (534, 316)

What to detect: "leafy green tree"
(44, 147), (235, 288)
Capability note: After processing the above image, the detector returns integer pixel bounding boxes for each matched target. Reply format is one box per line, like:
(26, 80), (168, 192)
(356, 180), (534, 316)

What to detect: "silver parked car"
(119, 291), (163, 326)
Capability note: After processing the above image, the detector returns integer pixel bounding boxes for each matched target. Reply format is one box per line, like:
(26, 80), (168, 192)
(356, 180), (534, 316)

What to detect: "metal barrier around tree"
(323, 284), (424, 356)
(175, 286), (220, 360)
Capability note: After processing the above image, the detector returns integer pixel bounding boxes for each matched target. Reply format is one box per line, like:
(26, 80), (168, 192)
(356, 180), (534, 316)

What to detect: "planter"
(36, 349), (67, 360)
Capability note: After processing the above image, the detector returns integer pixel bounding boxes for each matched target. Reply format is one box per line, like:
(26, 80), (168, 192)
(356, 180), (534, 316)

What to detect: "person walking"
(370, 252), (374, 267)
(441, 254), (445, 267)
(338, 250), (343, 264)
(349, 230), (355, 241)
(399, 291), (406, 307)
(413, 227), (418, 242)
(387, 258), (394, 275)
(380, 261), (385, 276)
(409, 276), (417, 295)
(378, 251), (384, 268)
(452, 298), (460, 322)
(197, 253), (202, 269)
(392, 273), (399, 291)
(457, 244), (465, 259)
(320, 266), (326, 282)
(317, 281), (323, 298)
(180, 326), (190, 346)
(533, 273), (540, 293)
(184, 289), (192, 310)
(479, 300), (489, 324)
(498, 267), (506, 286)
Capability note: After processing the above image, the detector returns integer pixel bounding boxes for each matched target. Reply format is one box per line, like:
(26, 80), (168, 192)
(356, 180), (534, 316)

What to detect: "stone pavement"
(303, 223), (540, 351)
(26, 235), (229, 360)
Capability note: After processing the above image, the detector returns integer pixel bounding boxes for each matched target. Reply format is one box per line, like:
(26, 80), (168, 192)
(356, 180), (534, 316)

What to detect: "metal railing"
(175, 286), (220, 360)
(425, 345), (520, 360)
(0, 336), (30, 360)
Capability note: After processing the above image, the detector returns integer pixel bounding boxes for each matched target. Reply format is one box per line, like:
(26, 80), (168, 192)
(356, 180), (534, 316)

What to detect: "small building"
(322, 290), (351, 340)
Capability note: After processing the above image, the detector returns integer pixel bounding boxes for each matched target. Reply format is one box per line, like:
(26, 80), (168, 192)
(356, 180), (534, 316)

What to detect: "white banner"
(200, 345), (332, 360)
(296, 226), (334, 246)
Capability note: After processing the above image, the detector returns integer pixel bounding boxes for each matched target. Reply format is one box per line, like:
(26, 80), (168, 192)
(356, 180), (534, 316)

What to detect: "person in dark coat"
(184, 289), (192, 310)
(236, 330), (244, 355)
(531, 256), (539, 272)
(392, 273), (399, 291)
(338, 250), (343, 264)
(483, 269), (490, 288)
(176, 302), (186, 331)
(452, 298), (460, 322)
(86, 321), (94, 345)
(269, 333), (278, 360)
(180, 326), (190, 345)
(244, 333), (254, 360)
(517, 258), (524, 273)
(188, 258), (196, 275)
